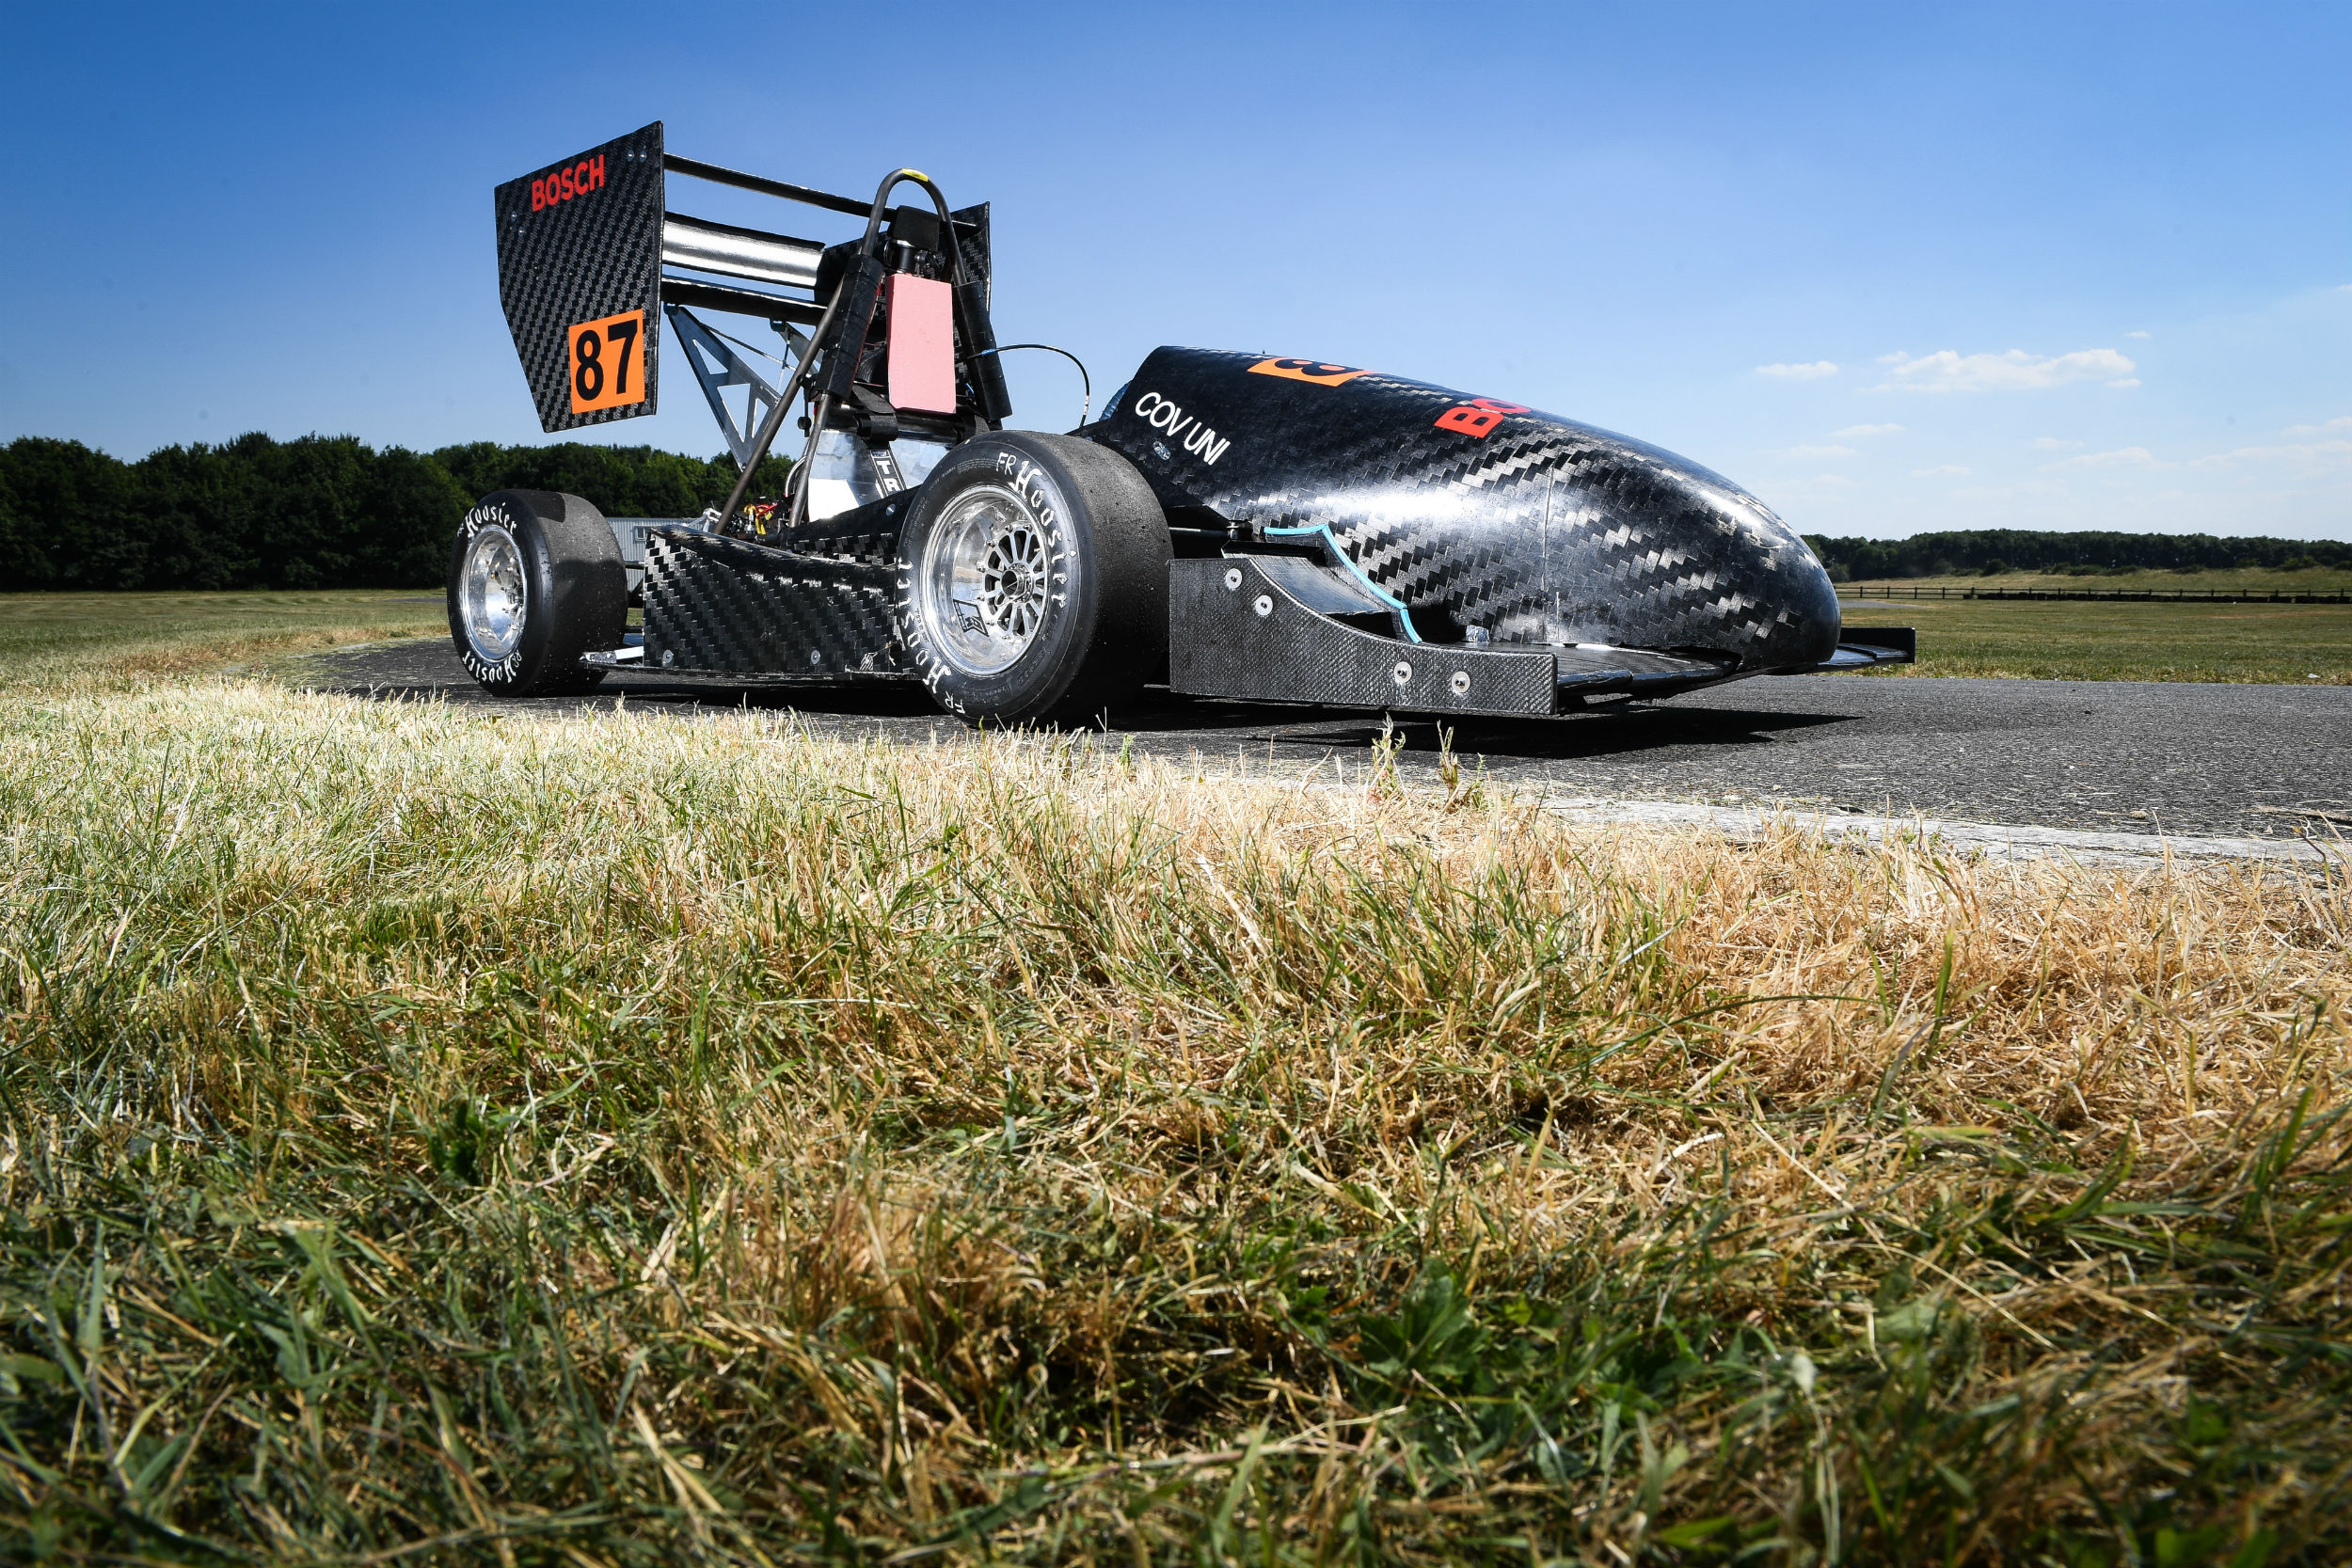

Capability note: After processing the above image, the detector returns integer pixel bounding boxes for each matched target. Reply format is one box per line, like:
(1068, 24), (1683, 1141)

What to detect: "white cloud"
(1832, 422), (1904, 437)
(2189, 439), (2352, 469)
(2285, 415), (2352, 436)
(2106, 377), (2141, 389)
(1784, 444), (1857, 459)
(2042, 446), (2165, 471)
(2125, 330), (2151, 340)
(2029, 436), (2084, 451)
(1768, 474), (1857, 504)
(1874, 347), (2137, 392)
(1756, 360), (1838, 380)
(1911, 466), (1971, 478)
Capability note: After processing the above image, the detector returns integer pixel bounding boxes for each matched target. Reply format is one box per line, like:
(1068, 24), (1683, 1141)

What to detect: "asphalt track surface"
(303, 640), (2352, 841)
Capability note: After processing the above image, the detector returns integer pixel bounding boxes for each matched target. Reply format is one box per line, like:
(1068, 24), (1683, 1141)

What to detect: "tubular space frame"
(665, 306), (787, 469)
(656, 161), (853, 474)
(657, 157), (859, 326)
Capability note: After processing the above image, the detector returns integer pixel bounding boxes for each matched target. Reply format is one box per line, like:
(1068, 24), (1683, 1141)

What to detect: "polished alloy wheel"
(459, 525), (527, 664)
(918, 484), (1050, 676)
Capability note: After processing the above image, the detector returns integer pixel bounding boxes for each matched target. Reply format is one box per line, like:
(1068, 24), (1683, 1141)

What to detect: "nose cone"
(1549, 439), (1841, 671)
(1677, 473), (1842, 671)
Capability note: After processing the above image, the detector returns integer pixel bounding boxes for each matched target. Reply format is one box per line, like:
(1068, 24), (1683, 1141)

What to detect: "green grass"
(1848, 566), (2352, 596)
(8, 578), (2346, 695)
(0, 590), (445, 689)
(1838, 596), (2352, 684)
(1, 658), (2347, 1563)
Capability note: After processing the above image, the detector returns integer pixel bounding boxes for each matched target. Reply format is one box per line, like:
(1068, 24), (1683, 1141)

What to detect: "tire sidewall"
(896, 437), (1102, 721)
(449, 494), (550, 690)
(447, 490), (622, 694)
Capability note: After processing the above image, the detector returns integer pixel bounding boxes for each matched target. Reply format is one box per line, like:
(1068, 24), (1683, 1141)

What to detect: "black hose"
(980, 344), (1092, 425)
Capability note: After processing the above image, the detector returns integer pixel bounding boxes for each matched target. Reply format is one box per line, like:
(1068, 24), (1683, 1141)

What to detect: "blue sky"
(3, 2), (2345, 541)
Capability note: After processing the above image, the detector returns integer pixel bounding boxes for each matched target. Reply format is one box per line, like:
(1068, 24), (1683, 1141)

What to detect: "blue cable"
(1261, 523), (1423, 643)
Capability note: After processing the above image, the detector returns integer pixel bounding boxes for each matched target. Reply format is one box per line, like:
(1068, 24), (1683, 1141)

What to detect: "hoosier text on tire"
(893, 433), (1170, 725)
(447, 490), (629, 698)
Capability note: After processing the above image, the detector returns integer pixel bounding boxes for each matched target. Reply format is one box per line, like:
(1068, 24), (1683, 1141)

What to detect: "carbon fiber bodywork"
(1086, 349), (1843, 684)
(603, 345), (1881, 711)
(1171, 559), (1559, 715)
(642, 530), (906, 679)
(493, 123), (666, 433)
(764, 491), (909, 564)
(1171, 557), (1752, 715)
(476, 127), (1898, 712)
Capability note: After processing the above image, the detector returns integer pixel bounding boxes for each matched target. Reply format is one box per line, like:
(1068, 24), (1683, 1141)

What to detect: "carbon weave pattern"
(1090, 349), (1841, 673)
(1168, 561), (1557, 716)
(741, 490), (910, 563)
(494, 123), (664, 433)
(771, 528), (897, 562)
(767, 520), (898, 563)
(642, 531), (907, 678)
(948, 203), (991, 309)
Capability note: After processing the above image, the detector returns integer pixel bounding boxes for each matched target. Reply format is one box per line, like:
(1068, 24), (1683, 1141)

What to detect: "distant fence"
(1839, 585), (2352, 605)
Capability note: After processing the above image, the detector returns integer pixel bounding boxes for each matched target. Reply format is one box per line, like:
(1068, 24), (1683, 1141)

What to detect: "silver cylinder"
(660, 214), (822, 291)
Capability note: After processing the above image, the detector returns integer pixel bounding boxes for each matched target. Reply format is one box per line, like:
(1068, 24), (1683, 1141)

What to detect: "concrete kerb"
(1535, 797), (2352, 870)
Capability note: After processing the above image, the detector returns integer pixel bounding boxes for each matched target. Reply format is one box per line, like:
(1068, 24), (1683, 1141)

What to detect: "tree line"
(1803, 529), (2349, 581)
(4, 430), (2344, 591)
(0, 433), (792, 592)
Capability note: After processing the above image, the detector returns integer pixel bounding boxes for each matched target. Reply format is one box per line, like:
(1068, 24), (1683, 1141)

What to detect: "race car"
(453, 123), (1912, 722)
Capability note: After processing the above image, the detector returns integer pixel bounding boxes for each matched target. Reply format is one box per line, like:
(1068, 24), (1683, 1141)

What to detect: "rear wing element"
(493, 123), (669, 433)
(491, 121), (1003, 442)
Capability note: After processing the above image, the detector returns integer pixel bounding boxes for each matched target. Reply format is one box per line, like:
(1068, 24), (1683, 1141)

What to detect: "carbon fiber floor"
(301, 640), (2351, 841)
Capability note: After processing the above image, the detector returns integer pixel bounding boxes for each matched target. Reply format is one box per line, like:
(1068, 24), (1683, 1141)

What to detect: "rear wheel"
(448, 490), (627, 696)
(896, 433), (1168, 725)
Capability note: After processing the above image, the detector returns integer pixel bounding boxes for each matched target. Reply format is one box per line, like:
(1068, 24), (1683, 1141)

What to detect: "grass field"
(1835, 564), (2352, 685)
(1844, 566), (2352, 597)
(0, 590), (446, 689)
(1, 597), (2349, 1564)
(5, 578), (2348, 699)
(1836, 596), (2352, 684)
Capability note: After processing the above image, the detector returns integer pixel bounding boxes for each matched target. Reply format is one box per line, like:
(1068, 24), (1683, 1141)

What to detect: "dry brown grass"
(0, 683), (2346, 1564)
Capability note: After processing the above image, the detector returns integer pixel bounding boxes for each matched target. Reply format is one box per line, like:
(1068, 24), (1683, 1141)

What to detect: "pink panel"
(885, 273), (958, 416)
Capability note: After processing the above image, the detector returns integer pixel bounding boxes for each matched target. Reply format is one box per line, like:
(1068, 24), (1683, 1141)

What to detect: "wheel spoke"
(920, 483), (1055, 677)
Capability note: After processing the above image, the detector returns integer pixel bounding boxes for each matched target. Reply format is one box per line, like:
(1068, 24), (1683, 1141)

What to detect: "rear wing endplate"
(493, 123), (669, 434)
(492, 121), (995, 437)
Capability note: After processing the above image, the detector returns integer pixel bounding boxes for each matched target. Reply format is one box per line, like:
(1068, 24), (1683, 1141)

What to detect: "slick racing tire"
(447, 490), (627, 697)
(896, 433), (1170, 725)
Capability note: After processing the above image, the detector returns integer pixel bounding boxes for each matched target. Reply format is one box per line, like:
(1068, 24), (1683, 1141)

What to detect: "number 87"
(572, 316), (641, 403)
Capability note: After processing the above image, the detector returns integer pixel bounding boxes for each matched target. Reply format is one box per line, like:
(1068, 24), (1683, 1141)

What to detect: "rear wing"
(493, 123), (668, 433)
(491, 122), (1000, 436)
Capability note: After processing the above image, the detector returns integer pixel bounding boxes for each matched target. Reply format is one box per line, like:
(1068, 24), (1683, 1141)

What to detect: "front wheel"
(896, 434), (1169, 725)
(447, 490), (628, 696)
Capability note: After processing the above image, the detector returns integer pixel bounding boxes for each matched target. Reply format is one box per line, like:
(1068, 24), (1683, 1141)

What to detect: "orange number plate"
(567, 309), (646, 415)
